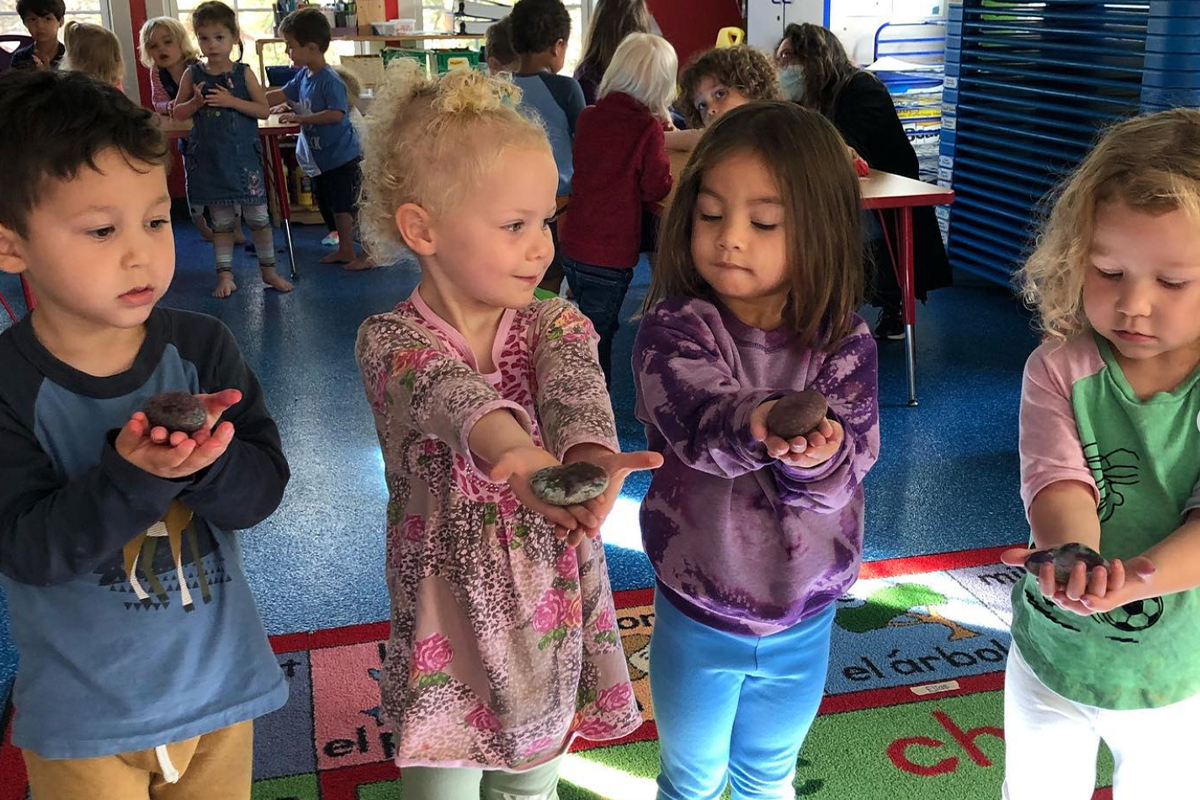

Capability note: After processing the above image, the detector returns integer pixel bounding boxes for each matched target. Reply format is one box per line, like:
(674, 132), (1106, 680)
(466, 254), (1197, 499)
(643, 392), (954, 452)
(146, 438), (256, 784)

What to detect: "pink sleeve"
(1019, 339), (1102, 516)
(149, 67), (172, 114)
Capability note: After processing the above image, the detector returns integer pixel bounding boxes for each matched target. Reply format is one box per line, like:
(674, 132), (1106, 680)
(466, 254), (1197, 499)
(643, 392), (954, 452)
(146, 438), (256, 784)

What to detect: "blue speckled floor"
(0, 220), (1037, 706)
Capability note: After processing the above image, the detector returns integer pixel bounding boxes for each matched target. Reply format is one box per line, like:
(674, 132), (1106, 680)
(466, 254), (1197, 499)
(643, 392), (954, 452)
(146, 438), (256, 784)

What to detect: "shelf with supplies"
(255, 32), (484, 85)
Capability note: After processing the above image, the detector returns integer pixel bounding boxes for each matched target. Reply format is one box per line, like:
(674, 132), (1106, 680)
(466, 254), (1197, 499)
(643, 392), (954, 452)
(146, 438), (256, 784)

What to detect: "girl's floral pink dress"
(355, 290), (641, 770)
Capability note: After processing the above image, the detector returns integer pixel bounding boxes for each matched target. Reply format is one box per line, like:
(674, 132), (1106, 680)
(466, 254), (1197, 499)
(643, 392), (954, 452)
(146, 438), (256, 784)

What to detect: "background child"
(510, 0), (585, 295)
(559, 32), (675, 386)
(633, 101), (880, 800)
(484, 15), (518, 74)
(61, 20), (122, 87)
(9, 0), (64, 71)
(0, 68), (289, 800)
(173, 0), (291, 297)
(139, 15), (240, 244)
(354, 61), (660, 799)
(999, 108), (1200, 799)
(573, 0), (652, 105)
(140, 16), (198, 114)
(268, 7), (369, 270)
(669, 45), (779, 149)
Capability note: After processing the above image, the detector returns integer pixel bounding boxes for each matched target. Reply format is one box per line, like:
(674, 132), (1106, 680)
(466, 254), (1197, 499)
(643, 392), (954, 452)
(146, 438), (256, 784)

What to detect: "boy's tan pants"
(22, 720), (252, 800)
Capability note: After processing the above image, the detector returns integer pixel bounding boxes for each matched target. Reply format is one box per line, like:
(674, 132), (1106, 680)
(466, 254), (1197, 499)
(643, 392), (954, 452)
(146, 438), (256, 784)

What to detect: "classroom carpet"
(0, 546), (1118, 800)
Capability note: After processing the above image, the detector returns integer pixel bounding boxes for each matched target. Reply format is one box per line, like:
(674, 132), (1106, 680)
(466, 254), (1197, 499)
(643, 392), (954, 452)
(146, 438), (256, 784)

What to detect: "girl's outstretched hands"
(1000, 547), (1157, 616)
(751, 401), (844, 468)
(571, 446), (664, 538)
(490, 446), (601, 546)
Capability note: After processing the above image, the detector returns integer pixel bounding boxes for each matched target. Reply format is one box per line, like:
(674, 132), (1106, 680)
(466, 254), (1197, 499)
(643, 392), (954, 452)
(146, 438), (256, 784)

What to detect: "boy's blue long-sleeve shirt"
(0, 308), (289, 758)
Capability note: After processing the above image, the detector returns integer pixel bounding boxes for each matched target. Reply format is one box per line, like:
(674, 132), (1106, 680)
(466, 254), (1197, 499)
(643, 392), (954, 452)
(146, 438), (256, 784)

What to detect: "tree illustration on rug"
(835, 583), (980, 641)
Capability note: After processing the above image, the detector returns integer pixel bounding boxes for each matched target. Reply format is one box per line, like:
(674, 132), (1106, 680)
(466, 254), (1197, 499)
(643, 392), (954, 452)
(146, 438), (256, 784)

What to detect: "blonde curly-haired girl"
(354, 61), (661, 799)
(1001, 107), (1200, 799)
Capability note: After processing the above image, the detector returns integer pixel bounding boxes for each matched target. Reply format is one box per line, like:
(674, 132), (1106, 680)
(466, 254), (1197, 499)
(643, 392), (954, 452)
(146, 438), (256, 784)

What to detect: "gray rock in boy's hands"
(530, 462), (609, 506)
(1024, 543), (1108, 585)
(766, 390), (828, 440)
(142, 392), (207, 434)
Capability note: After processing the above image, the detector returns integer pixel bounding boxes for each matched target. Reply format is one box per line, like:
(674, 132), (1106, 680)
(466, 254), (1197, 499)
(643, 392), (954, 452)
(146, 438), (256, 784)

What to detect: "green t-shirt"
(1012, 334), (1200, 709)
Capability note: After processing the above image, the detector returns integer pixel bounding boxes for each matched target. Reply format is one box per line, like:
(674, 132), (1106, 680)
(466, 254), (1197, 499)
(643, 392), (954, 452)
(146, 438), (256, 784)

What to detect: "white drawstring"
(154, 744), (181, 784)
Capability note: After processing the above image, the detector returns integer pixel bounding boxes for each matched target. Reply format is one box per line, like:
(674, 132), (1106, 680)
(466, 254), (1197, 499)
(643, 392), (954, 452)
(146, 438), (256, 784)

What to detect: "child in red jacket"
(559, 32), (676, 386)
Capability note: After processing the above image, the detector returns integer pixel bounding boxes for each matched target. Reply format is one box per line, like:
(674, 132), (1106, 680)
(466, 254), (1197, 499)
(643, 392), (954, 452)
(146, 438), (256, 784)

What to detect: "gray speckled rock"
(1024, 543), (1108, 585)
(143, 392), (207, 434)
(530, 462), (609, 506)
(765, 390), (828, 439)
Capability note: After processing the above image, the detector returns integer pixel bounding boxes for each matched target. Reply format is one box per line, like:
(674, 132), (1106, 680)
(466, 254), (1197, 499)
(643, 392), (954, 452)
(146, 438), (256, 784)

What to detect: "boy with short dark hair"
(11, 0), (66, 71)
(509, 0), (584, 294)
(268, 6), (371, 270)
(0, 70), (289, 799)
(485, 15), (519, 74)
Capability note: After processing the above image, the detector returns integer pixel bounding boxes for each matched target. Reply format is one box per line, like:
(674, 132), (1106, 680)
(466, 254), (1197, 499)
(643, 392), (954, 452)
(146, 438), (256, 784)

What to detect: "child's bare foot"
(320, 248), (356, 264)
(343, 255), (376, 271)
(261, 267), (293, 293)
(213, 272), (238, 298)
(194, 217), (215, 241)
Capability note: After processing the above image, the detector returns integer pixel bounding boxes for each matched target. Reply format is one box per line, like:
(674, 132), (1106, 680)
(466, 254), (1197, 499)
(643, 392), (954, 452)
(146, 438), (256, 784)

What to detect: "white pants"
(1003, 643), (1200, 799)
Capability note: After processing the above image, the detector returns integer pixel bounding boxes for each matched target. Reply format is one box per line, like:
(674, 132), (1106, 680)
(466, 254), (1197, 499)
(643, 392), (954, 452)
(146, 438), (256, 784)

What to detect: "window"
(0, 0), (109, 38)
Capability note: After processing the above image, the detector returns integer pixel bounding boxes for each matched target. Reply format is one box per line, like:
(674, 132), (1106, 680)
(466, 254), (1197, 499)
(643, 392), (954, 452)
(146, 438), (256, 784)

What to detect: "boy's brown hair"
(677, 46), (779, 130)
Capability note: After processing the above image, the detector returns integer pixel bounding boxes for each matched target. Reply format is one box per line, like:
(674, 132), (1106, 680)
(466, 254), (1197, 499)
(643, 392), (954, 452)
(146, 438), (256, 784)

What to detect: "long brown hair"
(780, 23), (858, 119)
(644, 101), (865, 349)
(579, 0), (651, 76)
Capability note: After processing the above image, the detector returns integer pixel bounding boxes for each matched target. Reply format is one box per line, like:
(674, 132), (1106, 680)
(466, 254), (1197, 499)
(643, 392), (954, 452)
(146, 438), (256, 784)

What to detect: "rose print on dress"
(411, 633), (453, 688)
(464, 703), (503, 732)
(402, 514), (425, 543)
(593, 605), (619, 647)
(534, 588), (579, 649)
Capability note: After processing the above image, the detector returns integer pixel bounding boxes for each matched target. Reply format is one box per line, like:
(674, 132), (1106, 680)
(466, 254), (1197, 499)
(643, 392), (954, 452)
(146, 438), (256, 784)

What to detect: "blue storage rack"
(874, 21), (949, 182)
(939, 0), (1200, 286)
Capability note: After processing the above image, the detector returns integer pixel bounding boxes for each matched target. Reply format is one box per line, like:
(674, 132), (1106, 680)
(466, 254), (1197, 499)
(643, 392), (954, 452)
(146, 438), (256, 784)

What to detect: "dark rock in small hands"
(143, 392), (207, 434)
(765, 390), (828, 439)
(530, 462), (609, 506)
(1024, 543), (1108, 585)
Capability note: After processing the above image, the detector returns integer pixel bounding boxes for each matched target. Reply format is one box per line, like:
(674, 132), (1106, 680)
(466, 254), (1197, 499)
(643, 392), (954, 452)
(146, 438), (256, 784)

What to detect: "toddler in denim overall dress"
(185, 61), (287, 296)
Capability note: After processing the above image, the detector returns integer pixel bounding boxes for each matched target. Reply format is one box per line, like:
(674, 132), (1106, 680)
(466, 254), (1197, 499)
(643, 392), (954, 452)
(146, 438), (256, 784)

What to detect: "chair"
(715, 27), (744, 48)
(1, 34), (34, 73)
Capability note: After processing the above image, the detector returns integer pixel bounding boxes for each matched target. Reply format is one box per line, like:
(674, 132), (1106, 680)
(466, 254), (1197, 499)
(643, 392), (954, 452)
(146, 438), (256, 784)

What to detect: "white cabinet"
(745, 0), (827, 52)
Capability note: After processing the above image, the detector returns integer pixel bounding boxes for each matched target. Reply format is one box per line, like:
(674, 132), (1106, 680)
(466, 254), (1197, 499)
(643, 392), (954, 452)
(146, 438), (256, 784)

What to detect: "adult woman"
(574, 0), (652, 105)
(778, 22), (951, 339)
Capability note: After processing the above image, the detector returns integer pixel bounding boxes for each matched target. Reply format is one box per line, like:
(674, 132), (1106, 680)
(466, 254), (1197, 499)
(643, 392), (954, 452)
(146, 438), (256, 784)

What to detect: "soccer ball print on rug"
(0, 547), (1119, 800)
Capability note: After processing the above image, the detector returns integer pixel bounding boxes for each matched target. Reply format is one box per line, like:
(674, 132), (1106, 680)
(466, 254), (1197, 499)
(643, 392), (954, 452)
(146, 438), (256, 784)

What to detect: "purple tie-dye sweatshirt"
(633, 297), (880, 636)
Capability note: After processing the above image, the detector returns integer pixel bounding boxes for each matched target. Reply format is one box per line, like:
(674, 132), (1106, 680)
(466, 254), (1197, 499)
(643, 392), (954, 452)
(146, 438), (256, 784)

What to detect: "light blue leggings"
(650, 591), (835, 800)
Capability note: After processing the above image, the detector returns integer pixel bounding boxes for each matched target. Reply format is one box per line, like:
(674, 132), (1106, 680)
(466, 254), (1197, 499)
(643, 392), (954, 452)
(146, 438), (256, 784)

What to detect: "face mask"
(779, 65), (806, 102)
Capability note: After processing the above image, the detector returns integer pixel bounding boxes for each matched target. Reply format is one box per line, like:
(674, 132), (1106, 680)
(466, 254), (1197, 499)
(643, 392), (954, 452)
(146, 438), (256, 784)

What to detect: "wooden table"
(158, 114), (302, 279)
(662, 151), (954, 406)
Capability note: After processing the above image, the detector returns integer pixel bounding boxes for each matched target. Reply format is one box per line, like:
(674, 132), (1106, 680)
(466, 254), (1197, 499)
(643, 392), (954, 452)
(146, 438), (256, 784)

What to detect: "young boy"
(484, 15), (519, 74)
(0, 70), (289, 798)
(668, 45), (780, 150)
(510, 0), (583, 294)
(267, 7), (371, 271)
(11, 0), (66, 71)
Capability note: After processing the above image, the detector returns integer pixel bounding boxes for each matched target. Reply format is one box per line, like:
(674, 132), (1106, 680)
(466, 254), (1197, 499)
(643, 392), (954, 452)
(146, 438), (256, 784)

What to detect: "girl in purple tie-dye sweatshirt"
(633, 101), (880, 800)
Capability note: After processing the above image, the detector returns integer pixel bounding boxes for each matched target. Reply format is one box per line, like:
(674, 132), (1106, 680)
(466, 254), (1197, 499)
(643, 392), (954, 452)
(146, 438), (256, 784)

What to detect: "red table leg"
(261, 132), (298, 279)
(896, 207), (917, 406)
